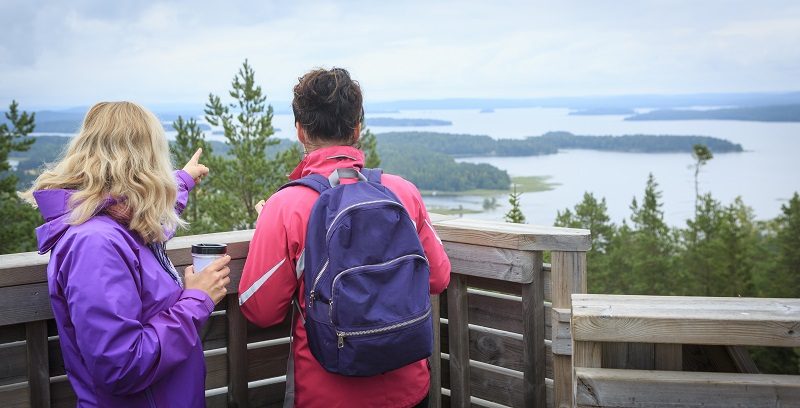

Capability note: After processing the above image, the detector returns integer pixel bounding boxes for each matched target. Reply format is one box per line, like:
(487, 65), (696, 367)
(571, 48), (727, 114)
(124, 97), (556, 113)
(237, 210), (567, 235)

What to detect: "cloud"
(1, 0), (799, 108)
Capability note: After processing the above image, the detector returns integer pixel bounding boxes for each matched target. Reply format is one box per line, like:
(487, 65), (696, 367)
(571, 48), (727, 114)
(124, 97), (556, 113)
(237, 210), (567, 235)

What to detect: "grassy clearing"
(422, 175), (558, 197)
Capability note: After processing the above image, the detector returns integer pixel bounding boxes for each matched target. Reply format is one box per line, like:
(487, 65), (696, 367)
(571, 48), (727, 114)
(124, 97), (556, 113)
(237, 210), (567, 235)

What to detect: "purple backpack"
(281, 167), (432, 376)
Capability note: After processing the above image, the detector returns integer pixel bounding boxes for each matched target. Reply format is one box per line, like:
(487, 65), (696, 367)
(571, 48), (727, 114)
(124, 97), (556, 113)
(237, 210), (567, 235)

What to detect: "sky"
(1, 0), (799, 109)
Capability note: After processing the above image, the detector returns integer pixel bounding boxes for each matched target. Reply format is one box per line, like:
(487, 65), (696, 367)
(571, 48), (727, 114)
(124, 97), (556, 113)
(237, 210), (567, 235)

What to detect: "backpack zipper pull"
(309, 291), (316, 307)
(337, 333), (345, 349)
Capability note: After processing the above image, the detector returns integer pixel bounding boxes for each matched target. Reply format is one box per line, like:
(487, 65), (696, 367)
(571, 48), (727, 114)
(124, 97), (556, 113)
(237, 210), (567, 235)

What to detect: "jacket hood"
(288, 145), (365, 181)
(33, 189), (115, 254)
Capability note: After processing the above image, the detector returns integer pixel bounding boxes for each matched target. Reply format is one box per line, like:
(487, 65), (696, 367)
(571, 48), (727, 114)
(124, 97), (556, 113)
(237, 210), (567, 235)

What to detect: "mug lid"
(191, 243), (227, 255)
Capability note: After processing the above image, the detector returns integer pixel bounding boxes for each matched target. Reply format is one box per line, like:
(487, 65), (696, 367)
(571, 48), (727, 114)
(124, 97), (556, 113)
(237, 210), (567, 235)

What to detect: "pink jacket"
(239, 146), (450, 408)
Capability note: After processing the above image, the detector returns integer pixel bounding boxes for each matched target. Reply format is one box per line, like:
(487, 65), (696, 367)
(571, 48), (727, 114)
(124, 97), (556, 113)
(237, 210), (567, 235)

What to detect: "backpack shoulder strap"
(361, 168), (383, 184)
(278, 174), (331, 195)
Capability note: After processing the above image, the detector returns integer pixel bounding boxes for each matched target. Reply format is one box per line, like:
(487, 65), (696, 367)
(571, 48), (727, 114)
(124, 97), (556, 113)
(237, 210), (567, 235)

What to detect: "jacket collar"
(288, 145), (365, 180)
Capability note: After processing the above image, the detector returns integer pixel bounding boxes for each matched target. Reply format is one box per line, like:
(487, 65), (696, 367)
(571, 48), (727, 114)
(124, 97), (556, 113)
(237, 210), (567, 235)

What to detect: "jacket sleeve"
(410, 187), (451, 294)
(174, 170), (195, 216)
(238, 191), (301, 327)
(61, 232), (214, 396)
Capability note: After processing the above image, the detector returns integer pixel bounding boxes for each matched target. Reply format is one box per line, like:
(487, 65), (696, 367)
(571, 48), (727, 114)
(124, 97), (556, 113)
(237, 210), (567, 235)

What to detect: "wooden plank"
(433, 218), (591, 252)
(464, 288), (552, 339)
(575, 368), (800, 408)
(572, 294), (800, 347)
(439, 319), (553, 379)
(0, 251), (48, 288)
(445, 242), (536, 283)
(0, 341), (27, 386)
(655, 343), (682, 371)
(446, 276), (470, 407)
(0, 284), (53, 326)
(0, 384), (30, 408)
(0, 323), (25, 343)
(26, 321), (50, 408)
(165, 229), (254, 262)
(50, 378), (77, 408)
(552, 251), (587, 408)
(226, 295), (248, 408)
(465, 275), (522, 296)
(726, 345), (759, 374)
(430, 294), (442, 408)
(521, 251), (545, 408)
(551, 308), (571, 356)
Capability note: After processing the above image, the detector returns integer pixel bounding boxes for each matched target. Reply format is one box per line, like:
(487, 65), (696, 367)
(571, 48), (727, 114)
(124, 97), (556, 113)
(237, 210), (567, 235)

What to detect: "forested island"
(625, 104), (800, 122)
(11, 130), (743, 194)
(376, 131), (743, 157)
(366, 117), (452, 127)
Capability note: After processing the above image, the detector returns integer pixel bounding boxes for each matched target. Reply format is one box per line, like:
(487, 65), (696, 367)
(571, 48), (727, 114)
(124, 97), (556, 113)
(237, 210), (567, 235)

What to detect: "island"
(365, 117), (452, 127)
(625, 104), (800, 122)
(569, 107), (636, 115)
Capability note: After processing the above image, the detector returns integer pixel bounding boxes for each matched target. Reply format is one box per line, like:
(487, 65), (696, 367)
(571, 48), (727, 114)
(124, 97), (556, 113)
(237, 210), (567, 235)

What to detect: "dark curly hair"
(292, 67), (364, 145)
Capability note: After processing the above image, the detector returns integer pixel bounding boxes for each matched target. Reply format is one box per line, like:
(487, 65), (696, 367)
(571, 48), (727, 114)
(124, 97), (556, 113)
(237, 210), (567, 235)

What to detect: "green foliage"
(1, 101), (36, 194)
(763, 192), (800, 298)
(170, 116), (228, 234)
(359, 127), (381, 168)
(692, 144), (713, 213)
(0, 101), (41, 254)
(555, 192), (616, 293)
(378, 143), (509, 192)
(204, 60), (297, 229)
(504, 185), (526, 224)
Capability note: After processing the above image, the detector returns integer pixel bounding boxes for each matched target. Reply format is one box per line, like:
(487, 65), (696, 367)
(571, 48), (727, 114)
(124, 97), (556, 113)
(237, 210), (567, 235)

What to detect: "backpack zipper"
(328, 254), (429, 324)
(336, 307), (431, 349)
(325, 199), (407, 242)
(309, 259), (329, 307)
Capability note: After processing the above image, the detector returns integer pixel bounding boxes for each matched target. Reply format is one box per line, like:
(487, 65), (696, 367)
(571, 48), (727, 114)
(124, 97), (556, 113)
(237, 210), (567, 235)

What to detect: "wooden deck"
(2, 216), (798, 407)
(0, 216), (591, 408)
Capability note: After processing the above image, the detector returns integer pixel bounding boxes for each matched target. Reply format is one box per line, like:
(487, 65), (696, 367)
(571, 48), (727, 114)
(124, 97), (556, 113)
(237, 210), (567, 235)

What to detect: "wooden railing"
(0, 216), (591, 408)
(571, 294), (800, 408)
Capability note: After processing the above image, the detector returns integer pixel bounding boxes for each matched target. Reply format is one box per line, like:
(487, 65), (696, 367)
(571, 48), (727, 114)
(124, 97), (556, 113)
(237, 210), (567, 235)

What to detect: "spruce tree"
(504, 184), (526, 223)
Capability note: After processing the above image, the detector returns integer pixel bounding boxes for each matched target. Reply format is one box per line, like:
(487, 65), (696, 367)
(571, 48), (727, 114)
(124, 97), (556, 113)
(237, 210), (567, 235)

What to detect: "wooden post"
(429, 295), (442, 408)
(551, 251), (587, 408)
(227, 295), (248, 408)
(521, 251), (545, 408)
(447, 275), (470, 407)
(26, 320), (50, 408)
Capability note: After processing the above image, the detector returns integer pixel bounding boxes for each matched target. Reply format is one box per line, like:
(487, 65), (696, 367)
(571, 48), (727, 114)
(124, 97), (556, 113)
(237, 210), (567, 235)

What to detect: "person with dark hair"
(239, 68), (451, 407)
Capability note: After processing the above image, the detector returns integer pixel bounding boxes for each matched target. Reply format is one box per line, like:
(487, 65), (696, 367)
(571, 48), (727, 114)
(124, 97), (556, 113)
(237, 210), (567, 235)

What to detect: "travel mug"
(191, 243), (227, 273)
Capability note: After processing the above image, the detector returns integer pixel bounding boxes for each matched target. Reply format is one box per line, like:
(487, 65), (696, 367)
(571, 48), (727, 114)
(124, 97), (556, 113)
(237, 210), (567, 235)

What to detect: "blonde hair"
(24, 102), (184, 242)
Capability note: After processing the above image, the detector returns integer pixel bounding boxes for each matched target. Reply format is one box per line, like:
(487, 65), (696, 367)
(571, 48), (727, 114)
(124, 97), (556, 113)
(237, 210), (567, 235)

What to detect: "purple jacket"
(34, 171), (214, 408)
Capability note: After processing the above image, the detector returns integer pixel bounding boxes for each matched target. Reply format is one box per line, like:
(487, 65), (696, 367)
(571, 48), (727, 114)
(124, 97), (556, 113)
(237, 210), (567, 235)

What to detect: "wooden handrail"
(0, 217), (591, 408)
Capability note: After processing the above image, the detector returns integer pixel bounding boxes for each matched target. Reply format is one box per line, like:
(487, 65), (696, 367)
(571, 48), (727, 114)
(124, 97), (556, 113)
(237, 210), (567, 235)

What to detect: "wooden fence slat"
(575, 367), (800, 408)
(572, 294), (800, 347)
(446, 276), (470, 407)
(521, 251), (545, 408)
(0, 284), (54, 326)
(26, 320), (50, 408)
(226, 295), (248, 408)
(444, 242), (536, 283)
(429, 295), (442, 408)
(433, 218), (591, 252)
(552, 251), (587, 408)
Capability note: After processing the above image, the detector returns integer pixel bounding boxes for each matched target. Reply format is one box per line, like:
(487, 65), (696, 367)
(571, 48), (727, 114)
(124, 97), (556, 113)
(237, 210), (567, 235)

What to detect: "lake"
(225, 107), (800, 227)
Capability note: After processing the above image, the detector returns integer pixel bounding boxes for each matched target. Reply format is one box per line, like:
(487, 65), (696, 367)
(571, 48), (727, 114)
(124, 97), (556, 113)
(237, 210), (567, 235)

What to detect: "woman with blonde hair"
(25, 101), (230, 407)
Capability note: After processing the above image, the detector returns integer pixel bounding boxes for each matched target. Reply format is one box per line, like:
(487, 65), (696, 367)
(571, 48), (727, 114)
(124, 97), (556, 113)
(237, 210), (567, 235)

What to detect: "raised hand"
(182, 148), (210, 184)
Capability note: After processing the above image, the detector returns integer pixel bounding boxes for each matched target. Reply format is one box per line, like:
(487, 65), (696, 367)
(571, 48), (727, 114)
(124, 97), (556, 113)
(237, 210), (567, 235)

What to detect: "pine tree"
(766, 192), (800, 298)
(691, 144), (713, 215)
(204, 60), (298, 229)
(0, 101), (41, 254)
(504, 184), (526, 223)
